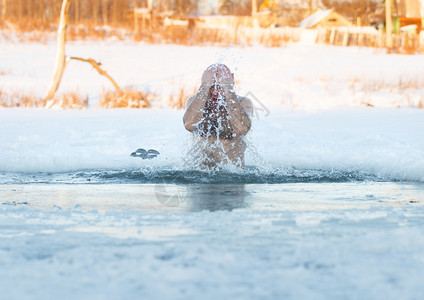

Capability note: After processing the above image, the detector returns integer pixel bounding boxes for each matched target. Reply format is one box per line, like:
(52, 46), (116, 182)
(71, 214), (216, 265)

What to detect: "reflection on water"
(186, 184), (248, 212)
(154, 182), (249, 211)
(1, 182), (423, 212)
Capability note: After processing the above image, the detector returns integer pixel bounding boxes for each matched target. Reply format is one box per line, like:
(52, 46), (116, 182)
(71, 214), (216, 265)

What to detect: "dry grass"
(0, 19), (129, 42)
(0, 90), (88, 109)
(67, 25), (127, 41)
(316, 76), (424, 92)
(0, 69), (12, 76)
(1, 19), (300, 47)
(0, 90), (40, 107)
(45, 91), (88, 109)
(99, 88), (153, 108)
(0, 87), (155, 109)
(1, 18), (422, 52)
(133, 26), (232, 46)
(8, 18), (54, 32)
(318, 28), (423, 54)
(0, 18), (52, 43)
(346, 76), (424, 109)
(289, 76), (424, 109)
(3, 84), (268, 110)
(360, 77), (424, 92)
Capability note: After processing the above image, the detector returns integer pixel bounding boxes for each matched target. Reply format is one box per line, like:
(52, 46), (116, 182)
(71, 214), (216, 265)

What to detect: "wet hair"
(201, 63), (235, 85)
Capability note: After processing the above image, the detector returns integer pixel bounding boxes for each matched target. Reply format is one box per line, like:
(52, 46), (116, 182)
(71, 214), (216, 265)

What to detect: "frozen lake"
(0, 106), (423, 299)
(1, 40), (424, 299)
(1, 175), (424, 299)
(1, 171), (424, 212)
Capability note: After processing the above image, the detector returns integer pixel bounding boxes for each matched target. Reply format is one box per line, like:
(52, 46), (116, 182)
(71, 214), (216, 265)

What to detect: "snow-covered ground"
(1, 38), (424, 299)
(0, 39), (423, 180)
(0, 107), (423, 181)
(1, 38), (424, 109)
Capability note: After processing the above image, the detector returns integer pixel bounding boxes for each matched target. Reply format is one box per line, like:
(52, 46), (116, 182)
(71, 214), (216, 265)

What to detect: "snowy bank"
(0, 41), (424, 109)
(0, 108), (423, 182)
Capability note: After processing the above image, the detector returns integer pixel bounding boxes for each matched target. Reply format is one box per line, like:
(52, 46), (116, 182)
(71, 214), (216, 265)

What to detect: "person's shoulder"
(185, 95), (195, 109)
(238, 96), (254, 116)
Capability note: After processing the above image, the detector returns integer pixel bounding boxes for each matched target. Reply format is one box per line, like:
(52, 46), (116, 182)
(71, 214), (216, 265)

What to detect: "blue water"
(1, 181), (422, 212)
(1, 166), (422, 212)
(0, 166), (405, 185)
(1, 168), (424, 299)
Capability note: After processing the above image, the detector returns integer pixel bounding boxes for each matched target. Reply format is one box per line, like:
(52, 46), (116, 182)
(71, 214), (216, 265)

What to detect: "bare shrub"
(132, 26), (228, 46)
(1, 91), (39, 107)
(0, 89), (87, 108)
(189, 27), (226, 46)
(67, 24), (126, 41)
(0, 69), (11, 76)
(1, 17), (304, 48)
(160, 26), (190, 45)
(45, 91), (88, 109)
(0, 89), (8, 107)
(361, 77), (424, 92)
(99, 88), (153, 108)
(13, 18), (53, 33)
(0, 87), (153, 109)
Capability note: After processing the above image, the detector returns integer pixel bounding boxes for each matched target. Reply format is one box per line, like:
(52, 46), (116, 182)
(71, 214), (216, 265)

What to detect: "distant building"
(297, 9), (353, 28)
(255, 0), (327, 27)
(393, 0), (423, 31)
(197, 0), (218, 15)
(260, 0), (325, 11)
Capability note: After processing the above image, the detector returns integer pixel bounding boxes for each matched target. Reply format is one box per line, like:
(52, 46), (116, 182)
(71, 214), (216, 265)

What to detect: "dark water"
(2, 167), (421, 212)
(0, 166), (405, 185)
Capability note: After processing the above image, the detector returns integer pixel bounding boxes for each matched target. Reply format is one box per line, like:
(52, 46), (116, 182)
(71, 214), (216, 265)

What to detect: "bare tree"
(252, 0), (257, 14)
(74, 0), (79, 23)
(133, 0), (139, 33)
(327, 0), (380, 26)
(218, 0), (255, 16)
(2, 0), (133, 27)
(219, 0), (234, 15)
(2, 0), (7, 19)
(102, 0), (108, 25)
(45, 0), (121, 100)
(174, 0), (197, 17)
(386, 0), (393, 49)
(45, 0), (71, 100)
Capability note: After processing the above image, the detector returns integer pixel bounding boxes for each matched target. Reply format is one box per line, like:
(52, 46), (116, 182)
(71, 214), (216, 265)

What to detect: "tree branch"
(69, 56), (122, 94)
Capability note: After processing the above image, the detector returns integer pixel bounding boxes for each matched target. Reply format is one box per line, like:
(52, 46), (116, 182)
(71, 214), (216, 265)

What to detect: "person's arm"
(183, 84), (209, 132)
(223, 86), (252, 136)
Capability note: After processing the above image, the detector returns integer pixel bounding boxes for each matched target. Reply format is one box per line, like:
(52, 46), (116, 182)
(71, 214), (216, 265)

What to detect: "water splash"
(0, 167), (402, 185)
(184, 69), (248, 170)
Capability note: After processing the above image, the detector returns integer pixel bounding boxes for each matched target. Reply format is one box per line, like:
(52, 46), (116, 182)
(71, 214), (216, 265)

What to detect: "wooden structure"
(298, 9), (353, 29)
(394, 0), (423, 32)
(132, 0), (154, 31)
(131, 0), (176, 31)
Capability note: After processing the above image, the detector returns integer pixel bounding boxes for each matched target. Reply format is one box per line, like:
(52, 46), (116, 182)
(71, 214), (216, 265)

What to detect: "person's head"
(201, 63), (235, 86)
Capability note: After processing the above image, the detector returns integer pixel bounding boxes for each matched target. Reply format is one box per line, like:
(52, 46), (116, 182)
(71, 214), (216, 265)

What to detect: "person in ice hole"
(183, 64), (253, 169)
